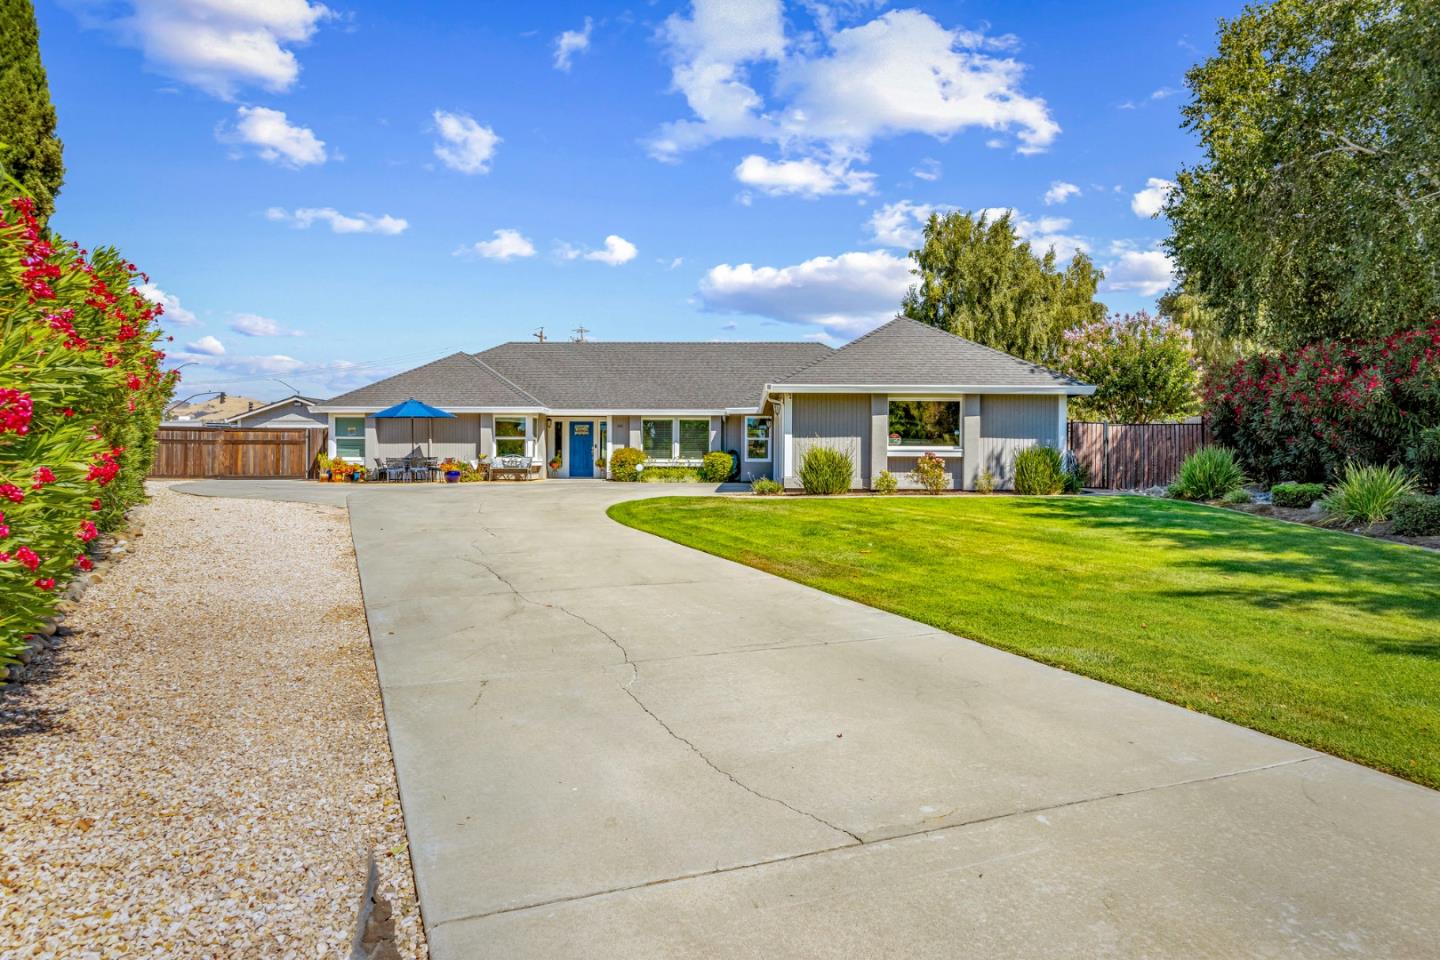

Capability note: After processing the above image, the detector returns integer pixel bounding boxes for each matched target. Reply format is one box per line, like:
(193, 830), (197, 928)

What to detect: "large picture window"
(744, 416), (771, 461)
(888, 400), (960, 449)
(495, 416), (528, 458)
(678, 419), (709, 459)
(641, 419), (673, 459)
(642, 418), (711, 460)
(335, 416), (365, 462)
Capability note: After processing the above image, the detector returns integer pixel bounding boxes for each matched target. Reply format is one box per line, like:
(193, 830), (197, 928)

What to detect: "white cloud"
(866, 200), (939, 248)
(912, 157), (942, 181)
(265, 206), (408, 234)
(698, 249), (912, 335)
(553, 17), (593, 71)
(457, 229), (537, 261)
(1043, 180), (1080, 205)
(977, 207), (1089, 261)
(112, 0), (333, 99)
(650, 3), (1058, 162)
(581, 235), (638, 266)
(229, 313), (302, 337)
(225, 106), (326, 167)
(137, 282), (198, 326)
(734, 154), (874, 197)
(867, 201), (1088, 260)
(1105, 250), (1175, 295)
(1131, 177), (1176, 218)
(432, 110), (500, 174)
(185, 335), (225, 356)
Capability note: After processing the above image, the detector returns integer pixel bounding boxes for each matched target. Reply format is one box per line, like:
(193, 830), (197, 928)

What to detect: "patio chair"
(373, 457), (396, 482)
(385, 457), (413, 482)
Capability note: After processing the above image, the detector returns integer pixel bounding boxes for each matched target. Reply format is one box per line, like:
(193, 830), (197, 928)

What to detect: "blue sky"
(39, 0), (1233, 401)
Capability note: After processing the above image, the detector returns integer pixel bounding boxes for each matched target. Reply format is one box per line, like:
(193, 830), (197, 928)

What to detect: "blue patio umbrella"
(372, 398), (456, 456)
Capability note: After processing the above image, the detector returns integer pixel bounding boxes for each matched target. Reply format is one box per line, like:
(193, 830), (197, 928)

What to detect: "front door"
(568, 421), (594, 477)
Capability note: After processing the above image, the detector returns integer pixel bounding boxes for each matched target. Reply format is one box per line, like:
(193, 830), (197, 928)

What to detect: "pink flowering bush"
(1, 196), (176, 662)
(1207, 322), (1440, 484)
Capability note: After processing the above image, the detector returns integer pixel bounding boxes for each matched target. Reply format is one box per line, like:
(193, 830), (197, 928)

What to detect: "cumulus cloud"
(137, 282), (198, 326)
(649, 3), (1058, 163)
(230, 313), (302, 337)
(698, 249), (912, 335)
(1105, 250), (1175, 295)
(223, 106), (326, 167)
(1043, 180), (1080, 205)
(433, 110), (500, 174)
(866, 200), (939, 248)
(734, 154), (874, 197)
(866, 201), (1087, 260)
(568, 234), (638, 266)
(265, 206), (408, 234)
(104, 0), (333, 99)
(976, 207), (1089, 261)
(185, 334), (225, 356)
(553, 17), (593, 71)
(456, 229), (537, 261)
(1131, 177), (1175, 218)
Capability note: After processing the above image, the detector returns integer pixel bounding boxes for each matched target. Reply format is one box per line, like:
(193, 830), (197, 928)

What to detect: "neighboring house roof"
(471, 341), (832, 410)
(220, 394), (322, 423)
(322, 351), (543, 409)
(771, 317), (1093, 395)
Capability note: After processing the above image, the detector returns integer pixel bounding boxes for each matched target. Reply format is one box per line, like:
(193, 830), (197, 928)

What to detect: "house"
(219, 395), (328, 430)
(312, 317), (1094, 490)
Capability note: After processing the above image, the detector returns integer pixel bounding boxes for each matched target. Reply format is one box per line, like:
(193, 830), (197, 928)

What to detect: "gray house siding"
(373, 414), (484, 463)
(788, 393), (870, 489)
(887, 454), (961, 491)
(232, 401), (327, 429)
(977, 395), (1061, 489)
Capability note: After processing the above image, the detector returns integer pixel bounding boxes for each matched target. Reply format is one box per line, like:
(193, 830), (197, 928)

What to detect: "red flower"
(0, 483), (24, 504)
(75, 554), (94, 572)
(0, 388), (33, 436)
(31, 466), (57, 490)
(15, 545), (40, 571)
(34, 578), (55, 591)
(91, 499), (102, 512)
(0, 513), (8, 539)
(77, 520), (98, 542)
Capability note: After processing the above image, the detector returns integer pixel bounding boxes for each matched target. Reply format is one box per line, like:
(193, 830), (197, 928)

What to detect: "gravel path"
(0, 482), (426, 959)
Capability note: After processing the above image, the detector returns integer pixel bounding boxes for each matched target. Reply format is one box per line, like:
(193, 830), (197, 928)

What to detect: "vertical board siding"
(372, 414), (483, 463)
(885, 454), (959, 490)
(1067, 421), (1208, 489)
(977, 395), (1061, 489)
(150, 428), (326, 478)
(791, 393), (871, 488)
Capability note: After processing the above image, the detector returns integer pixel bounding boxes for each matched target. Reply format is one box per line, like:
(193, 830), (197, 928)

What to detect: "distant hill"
(166, 394), (268, 422)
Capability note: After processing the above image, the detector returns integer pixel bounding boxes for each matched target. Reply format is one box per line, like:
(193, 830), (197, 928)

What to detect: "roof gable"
(322, 352), (542, 408)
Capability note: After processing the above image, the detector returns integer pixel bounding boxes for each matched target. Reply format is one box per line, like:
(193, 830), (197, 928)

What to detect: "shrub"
(1270, 481), (1326, 508)
(1391, 494), (1440, 537)
(797, 445), (853, 495)
(1168, 446), (1246, 501)
(1222, 487), (1254, 505)
(907, 452), (948, 494)
(1206, 323), (1440, 484)
(640, 466), (701, 483)
(751, 477), (783, 496)
(609, 446), (646, 482)
(1, 197), (174, 662)
(1013, 445), (1064, 495)
(1321, 462), (1416, 525)
(1407, 425), (1440, 492)
(1061, 452), (1088, 494)
(975, 469), (996, 494)
(698, 451), (733, 483)
(872, 470), (898, 494)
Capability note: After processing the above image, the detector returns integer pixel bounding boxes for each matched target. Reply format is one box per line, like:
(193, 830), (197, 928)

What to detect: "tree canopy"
(1058, 312), (1200, 423)
(0, 0), (64, 221)
(1165, 0), (1440, 348)
(902, 210), (1105, 364)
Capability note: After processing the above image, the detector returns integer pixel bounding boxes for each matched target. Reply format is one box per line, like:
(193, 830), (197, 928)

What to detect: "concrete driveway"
(182, 480), (1440, 958)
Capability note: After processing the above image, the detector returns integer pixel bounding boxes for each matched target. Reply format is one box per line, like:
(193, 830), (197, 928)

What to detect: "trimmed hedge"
(698, 451), (733, 483)
(640, 466), (701, 483)
(1392, 494), (1440, 537)
(609, 446), (646, 481)
(1271, 481), (1326, 508)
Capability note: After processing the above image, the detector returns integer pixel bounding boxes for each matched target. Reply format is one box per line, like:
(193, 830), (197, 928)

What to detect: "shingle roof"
(773, 317), (1089, 392)
(322, 352), (542, 408)
(470, 341), (832, 409)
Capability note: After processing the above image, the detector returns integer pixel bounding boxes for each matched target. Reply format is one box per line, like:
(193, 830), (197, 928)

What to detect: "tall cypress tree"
(0, 0), (64, 221)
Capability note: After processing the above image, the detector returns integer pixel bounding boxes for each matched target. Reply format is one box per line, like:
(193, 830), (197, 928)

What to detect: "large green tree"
(1165, 0), (1440, 348)
(0, 0), (64, 221)
(902, 210), (1105, 364)
(1058, 312), (1200, 423)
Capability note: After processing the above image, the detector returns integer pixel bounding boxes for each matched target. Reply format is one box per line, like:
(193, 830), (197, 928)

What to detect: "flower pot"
(348, 473), (360, 483)
(445, 470), (461, 483)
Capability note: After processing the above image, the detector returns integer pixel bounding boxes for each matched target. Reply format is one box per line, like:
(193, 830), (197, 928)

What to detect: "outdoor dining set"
(370, 456), (443, 482)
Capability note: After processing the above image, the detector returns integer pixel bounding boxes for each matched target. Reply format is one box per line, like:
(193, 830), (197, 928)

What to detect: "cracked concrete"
(178, 479), (1440, 959)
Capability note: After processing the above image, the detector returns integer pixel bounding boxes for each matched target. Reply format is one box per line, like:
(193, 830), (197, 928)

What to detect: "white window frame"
(333, 415), (366, 464)
(493, 415), (532, 459)
(641, 417), (711, 463)
(742, 415), (772, 462)
(886, 396), (964, 456)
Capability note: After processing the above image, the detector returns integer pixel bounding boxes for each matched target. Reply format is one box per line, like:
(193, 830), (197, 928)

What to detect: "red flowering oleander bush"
(0, 197), (175, 662)
(1207, 321), (1440, 485)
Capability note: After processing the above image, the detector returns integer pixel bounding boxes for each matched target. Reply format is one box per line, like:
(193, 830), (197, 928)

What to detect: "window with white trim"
(641, 419), (673, 459)
(641, 418), (711, 460)
(888, 400), (960, 449)
(743, 416), (771, 461)
(335, 417), (365, 462)
(495, 416), (529, 458)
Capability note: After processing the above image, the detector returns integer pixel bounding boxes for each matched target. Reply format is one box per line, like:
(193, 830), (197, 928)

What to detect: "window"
(495, 416), (528, 458)
(641, 419), (673, 459)
(744, 416), (771, 461)
(335, 417), (365, 462)
(678, 419), (709, 459)
(888, 400), (960, 448)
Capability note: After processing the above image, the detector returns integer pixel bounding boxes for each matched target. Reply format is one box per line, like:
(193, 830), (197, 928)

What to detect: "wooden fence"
(150, 427), (327, 479)
(1068, 420), (1208, 490)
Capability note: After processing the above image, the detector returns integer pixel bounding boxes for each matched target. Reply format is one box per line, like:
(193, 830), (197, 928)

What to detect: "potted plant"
(441, 458), (464, 483)
(548, 453), (562, 474)
(350, 465), (366, 483)
(315, 452), (331, 482)
(596, 455), (606, 472)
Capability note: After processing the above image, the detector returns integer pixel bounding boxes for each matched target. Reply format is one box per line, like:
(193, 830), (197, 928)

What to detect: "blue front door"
(569, 421), (594, 477)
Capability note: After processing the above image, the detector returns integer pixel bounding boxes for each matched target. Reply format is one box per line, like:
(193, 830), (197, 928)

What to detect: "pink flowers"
(0, 513), (8, 539)
(31, 466), (57, 490)
(15, 545), (40, 571)
(0, 388), (33, 435)
(34, 578), (55, 591)
(0, 483), (24, 504)
(75, 554), (93, 572)
(76, 520), (98, 542)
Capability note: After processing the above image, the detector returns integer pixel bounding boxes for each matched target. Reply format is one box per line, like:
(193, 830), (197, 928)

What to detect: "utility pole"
(572, 325), (590, 342)
(533, 327), (547, 343)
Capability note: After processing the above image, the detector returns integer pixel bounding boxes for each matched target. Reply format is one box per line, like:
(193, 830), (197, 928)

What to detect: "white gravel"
(0, 482), (426, 959)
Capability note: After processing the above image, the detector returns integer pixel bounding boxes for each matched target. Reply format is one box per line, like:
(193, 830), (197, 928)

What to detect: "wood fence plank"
(149, 428), (328, 479)
(1069, 421), (1206, 490)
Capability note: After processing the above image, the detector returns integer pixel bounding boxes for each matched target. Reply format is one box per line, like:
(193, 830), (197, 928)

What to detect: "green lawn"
(608, 494), (1440, 789)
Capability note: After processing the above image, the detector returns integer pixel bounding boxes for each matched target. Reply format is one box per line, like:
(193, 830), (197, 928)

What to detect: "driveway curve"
(179, 479), (1440, 959)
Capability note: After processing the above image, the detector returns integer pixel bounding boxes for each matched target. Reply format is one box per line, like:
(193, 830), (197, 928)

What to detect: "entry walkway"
(179, 480), (1440, 958)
